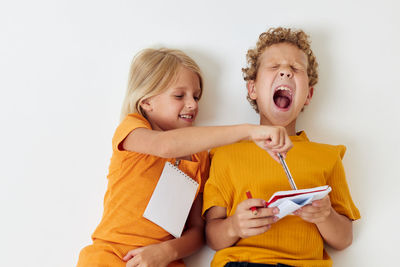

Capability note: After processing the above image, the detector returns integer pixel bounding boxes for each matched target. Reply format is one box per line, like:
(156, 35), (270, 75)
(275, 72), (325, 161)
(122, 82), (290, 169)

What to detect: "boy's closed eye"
(267, 64), (280, 70)
(291, 63), (306, 72)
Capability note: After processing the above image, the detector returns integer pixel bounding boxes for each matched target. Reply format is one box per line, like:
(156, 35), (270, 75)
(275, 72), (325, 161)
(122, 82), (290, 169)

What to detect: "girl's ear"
(304, 87), (314, 106)
(140, 98), (153, 112)
(247, 81), (257, 100)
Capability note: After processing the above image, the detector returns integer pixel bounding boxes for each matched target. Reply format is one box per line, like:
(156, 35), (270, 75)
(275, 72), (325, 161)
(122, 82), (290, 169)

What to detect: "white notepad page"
(267, 185), (332, 219)
(143, 162), (199, 238)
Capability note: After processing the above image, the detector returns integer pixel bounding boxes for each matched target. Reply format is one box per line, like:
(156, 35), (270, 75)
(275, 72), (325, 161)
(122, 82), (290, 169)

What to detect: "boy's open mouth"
(273, 86), (293, 109)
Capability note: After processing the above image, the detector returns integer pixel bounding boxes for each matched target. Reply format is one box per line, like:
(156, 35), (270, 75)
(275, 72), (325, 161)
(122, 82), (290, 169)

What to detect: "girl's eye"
(174, 95), (184, 99)
(194, 96), (200, 101)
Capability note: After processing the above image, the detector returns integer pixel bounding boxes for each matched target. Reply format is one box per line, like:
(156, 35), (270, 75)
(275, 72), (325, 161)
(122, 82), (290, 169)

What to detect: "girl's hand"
(250, 125), (293, 162)
(123, 243), (172, 267)
(230, 198), (279, 238)
(294, 195), (332, 224)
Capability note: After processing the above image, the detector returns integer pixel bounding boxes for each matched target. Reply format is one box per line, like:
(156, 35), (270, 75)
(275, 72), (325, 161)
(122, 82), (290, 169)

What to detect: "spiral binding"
(166, 162), (199, 187)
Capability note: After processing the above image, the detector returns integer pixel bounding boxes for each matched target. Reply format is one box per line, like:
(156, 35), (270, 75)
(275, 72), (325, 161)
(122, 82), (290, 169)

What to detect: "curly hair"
(242, 27), (319, 113)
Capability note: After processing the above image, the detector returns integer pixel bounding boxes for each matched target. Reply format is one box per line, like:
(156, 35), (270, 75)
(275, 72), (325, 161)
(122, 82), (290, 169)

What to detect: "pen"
(278, 153), (298, 190)
(246, 191), (258, 215)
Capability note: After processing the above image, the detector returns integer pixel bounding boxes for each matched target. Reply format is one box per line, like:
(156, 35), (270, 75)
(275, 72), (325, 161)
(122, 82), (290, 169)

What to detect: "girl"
(77, 48), (292, 267)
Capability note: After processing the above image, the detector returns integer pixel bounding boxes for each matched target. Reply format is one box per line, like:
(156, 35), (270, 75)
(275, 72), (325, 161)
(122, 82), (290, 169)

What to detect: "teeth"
(276, 86), (291, 92)
(180, 114), (193, 119)
(276, 86), (292, 94)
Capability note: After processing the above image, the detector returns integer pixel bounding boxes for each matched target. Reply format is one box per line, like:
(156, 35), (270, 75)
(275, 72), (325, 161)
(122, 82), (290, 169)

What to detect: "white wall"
(1, 0), (399, 266)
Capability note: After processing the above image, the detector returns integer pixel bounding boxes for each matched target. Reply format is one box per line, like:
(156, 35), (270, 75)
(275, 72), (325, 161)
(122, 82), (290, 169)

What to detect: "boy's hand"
(230, 198), (279, 238)
(294, 195), (332, 224)
(123, 243), (171, 267)
(250, 125), (293, 163)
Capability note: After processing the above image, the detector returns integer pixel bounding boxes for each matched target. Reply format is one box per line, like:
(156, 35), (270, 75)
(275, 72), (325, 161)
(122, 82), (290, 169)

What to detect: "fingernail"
(273, 208), (279, 214)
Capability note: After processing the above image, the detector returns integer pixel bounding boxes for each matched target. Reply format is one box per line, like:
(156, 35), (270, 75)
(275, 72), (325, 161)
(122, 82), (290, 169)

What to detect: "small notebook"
(143, 162), (199, 238)
(266, 185), (332, 219)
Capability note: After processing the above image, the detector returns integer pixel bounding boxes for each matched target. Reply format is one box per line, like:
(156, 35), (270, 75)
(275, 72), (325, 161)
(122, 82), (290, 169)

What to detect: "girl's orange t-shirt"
(78, 113), (209, 266)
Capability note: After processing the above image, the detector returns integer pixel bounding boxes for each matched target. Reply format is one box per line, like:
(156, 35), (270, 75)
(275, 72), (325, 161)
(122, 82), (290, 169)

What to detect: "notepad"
(266, 185), (332, 219)
(143, 162), (199, 238)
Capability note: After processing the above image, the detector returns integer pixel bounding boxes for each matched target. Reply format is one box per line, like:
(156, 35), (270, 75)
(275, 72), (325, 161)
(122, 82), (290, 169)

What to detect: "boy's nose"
(279, 69), (292, 78)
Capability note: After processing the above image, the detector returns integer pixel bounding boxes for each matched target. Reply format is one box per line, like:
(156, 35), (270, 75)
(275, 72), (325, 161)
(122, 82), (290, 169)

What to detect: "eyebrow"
(171, 87), (201, 94)
(265, 60), (307, 68)
(291, 62), (307, 68)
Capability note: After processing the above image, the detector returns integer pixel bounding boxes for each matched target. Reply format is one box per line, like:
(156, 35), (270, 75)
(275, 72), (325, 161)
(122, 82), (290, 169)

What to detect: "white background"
(1, 0), (399, 266)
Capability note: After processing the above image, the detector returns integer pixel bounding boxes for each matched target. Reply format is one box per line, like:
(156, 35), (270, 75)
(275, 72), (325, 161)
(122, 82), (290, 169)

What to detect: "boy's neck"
(260, 118), (297, 136)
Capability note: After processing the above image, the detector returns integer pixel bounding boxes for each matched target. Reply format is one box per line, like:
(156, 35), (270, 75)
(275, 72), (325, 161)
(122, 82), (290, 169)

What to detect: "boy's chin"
(273, 120), (292, 127)
(262, 115), (296, 128)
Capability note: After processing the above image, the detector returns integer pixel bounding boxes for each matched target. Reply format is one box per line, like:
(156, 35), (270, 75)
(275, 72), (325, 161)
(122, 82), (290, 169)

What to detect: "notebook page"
(143, 162), (199, 238)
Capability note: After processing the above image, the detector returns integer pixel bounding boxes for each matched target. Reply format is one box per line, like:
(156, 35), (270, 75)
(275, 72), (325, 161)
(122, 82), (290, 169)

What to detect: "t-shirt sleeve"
(197, 151), (210, 194)
(202, 148), (232, 217)
(327, 145), (361, 221)
(112, 113), (151, 152)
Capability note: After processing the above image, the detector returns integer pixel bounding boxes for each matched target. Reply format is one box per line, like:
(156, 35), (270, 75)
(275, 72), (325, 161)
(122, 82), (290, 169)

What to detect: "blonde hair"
(120, 48), (203, 121)
(242, 27), (319, 113)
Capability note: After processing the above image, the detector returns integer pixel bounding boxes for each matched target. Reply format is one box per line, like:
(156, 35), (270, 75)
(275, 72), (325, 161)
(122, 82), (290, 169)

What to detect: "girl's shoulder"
(112, 113), (151, 153)
(121, 113), (151, 129)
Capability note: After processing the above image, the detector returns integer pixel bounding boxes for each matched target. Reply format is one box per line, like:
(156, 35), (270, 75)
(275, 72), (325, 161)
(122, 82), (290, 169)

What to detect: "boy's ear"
(140, 98), (153, 112)
(247, 81), (257, 100)
(304, 87), (314, 106)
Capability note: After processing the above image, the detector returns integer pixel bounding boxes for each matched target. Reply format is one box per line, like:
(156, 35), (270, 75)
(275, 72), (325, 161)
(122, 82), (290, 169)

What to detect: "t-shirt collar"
(290, 131), (309, 142)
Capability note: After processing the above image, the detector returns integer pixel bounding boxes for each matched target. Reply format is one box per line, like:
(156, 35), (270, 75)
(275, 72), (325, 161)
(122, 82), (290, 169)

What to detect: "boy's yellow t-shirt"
(203, 131), (360, 267)
(78, 113), (209, 267)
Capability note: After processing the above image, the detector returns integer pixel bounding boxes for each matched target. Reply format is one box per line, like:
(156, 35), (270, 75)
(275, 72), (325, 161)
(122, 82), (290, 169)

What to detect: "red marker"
(246, 191), (258, 215)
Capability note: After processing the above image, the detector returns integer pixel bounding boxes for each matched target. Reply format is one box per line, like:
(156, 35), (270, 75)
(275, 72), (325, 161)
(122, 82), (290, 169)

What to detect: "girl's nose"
(185, 98), (198, 110)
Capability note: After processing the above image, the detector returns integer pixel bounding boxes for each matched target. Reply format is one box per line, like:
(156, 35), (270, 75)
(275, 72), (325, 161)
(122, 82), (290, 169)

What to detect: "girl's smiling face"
(247, 42), (313, 133)
(141, 66), (201, 131)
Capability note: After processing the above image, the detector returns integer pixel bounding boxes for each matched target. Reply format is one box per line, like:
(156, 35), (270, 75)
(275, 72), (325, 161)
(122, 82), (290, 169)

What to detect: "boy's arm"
(121, 125), (292, 162)
(316, 208), (353, 250)
(205, 200), (278, 251)
(124, 195), (205, 266)
(205, 206), (239, 250)
(294, 196), (353, 250)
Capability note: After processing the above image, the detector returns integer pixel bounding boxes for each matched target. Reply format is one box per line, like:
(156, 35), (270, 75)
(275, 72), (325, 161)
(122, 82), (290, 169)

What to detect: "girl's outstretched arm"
(121, 124), (292, 162)
(123, 194), (205, 267)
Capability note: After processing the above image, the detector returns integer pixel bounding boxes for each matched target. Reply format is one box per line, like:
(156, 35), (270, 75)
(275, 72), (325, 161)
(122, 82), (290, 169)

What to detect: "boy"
(202, 27), (360, 267)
